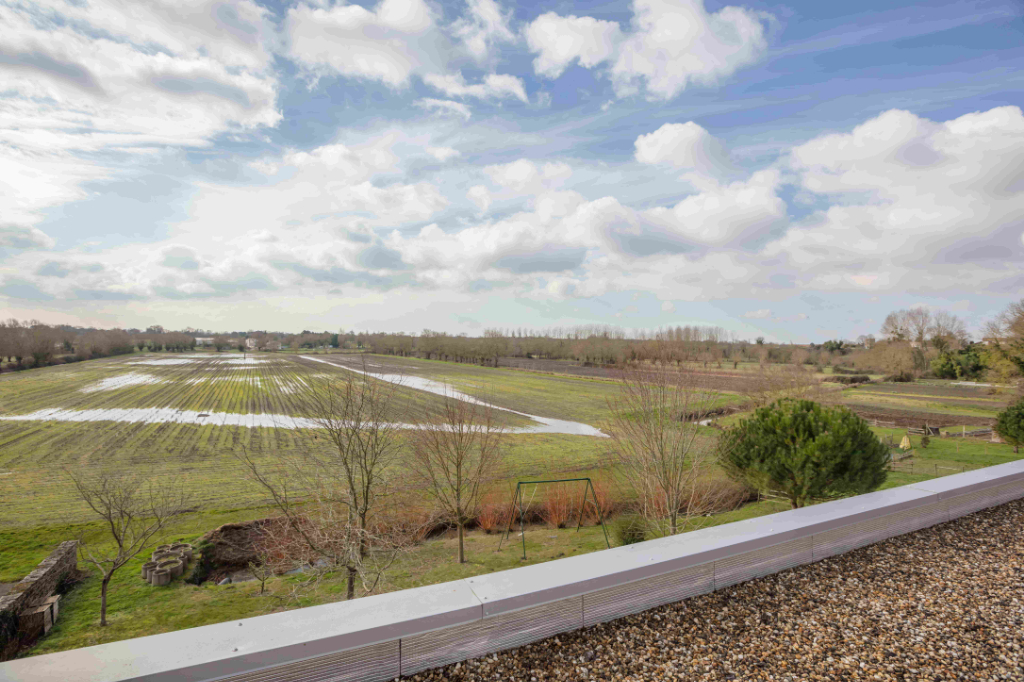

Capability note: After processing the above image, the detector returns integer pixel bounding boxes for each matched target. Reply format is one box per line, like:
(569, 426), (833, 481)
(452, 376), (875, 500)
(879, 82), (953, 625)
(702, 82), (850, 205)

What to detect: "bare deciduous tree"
(247, 544), (278, 596)
(409, 390), (507, 563)
(882, 307), (945, 348)
(607, 363), (730, 537)
(480, 329), (508, 367)
(930, 311), (968, 352)
(906, 307), (932, 346)
(745, 363), (831, 409)
(238, 363), (407, 600)
(880, 310), (911, 341)
(878, 340), (918, 378)
(68, 470), (191, 626)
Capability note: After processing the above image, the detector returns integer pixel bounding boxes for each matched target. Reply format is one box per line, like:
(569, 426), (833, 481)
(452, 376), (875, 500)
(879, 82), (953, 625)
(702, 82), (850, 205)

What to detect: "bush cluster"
(613, 517), (646, 546)
(995, 398), (1024, 453)
(824, 375), (871, 384)
(931, 345), (985, 380)
(184, 540), (216, 585)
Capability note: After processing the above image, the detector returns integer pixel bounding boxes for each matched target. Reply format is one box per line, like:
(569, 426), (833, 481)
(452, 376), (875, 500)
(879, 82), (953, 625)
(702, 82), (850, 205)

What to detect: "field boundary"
(3, 461), (1024, 682)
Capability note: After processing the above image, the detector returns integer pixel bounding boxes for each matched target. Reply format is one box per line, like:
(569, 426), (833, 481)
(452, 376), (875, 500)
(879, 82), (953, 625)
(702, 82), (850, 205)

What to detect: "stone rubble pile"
(410, 499), (1024, 681)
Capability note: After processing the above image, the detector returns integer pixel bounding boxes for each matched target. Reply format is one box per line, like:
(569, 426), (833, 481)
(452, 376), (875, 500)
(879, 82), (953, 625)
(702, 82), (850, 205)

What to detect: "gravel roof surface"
(409, 498), (1024, 681)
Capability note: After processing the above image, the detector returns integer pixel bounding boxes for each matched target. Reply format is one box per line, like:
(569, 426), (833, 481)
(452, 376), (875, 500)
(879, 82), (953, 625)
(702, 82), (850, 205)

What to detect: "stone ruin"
(0, 541), (78, 661)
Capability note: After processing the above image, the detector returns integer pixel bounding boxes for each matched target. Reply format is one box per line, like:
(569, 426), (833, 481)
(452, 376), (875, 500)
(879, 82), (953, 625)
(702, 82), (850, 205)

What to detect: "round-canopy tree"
(995, 398), (1024, 453)
(719, 399), (889, 508)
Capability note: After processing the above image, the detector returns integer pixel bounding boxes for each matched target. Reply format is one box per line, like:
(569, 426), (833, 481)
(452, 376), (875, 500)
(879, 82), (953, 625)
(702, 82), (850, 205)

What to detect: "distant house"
(245, 338), (257, 350)
(195, 337), (214, 346)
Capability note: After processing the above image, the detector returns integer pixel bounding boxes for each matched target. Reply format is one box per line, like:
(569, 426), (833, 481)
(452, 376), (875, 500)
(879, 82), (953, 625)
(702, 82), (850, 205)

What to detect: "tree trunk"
(346, 565), (356, 600)
(457, 522), (466, 564)
(358, 511), (368, 560)
(99, 572), (112, 626)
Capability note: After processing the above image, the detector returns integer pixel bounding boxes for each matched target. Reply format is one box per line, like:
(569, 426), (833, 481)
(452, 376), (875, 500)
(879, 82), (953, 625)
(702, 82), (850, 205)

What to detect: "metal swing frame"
(498, 477), (611, 560)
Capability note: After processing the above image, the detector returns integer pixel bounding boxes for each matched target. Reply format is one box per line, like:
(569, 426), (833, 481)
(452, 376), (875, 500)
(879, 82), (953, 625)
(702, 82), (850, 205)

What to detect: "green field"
(1, 352), (1020, 659)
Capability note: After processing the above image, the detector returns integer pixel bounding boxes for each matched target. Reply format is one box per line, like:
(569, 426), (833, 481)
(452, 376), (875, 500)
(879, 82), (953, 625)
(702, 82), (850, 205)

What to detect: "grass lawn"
(11, 493), (797, 657)
(871, 425), (1020, 474)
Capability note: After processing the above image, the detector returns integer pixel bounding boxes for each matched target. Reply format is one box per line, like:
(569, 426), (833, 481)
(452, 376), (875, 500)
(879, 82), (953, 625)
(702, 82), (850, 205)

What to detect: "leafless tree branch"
(67, 468), (191, 626)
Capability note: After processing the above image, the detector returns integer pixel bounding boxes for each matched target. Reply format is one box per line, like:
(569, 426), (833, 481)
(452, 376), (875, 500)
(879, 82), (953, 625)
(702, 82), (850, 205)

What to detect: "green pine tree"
(719, 399), (889, 508)
(995, 398), (1024, 454)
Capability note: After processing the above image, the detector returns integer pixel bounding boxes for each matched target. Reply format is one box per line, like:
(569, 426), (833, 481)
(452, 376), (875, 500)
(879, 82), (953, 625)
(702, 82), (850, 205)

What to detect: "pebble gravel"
(408, 498), (1024, 681)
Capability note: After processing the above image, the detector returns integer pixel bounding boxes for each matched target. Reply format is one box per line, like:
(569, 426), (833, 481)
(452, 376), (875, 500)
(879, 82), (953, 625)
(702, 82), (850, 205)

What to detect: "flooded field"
(0, 353), (604, 438)
(300, 355), (606, 437)
(0, 351), (616, 525)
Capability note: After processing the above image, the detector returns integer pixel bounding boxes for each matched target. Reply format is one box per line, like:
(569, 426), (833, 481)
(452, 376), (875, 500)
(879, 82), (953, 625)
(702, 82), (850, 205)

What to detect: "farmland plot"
(0, 353), (542, 422)
(840, 380), (1012, 425)
(315, 353), (745, 424)
(0, 353), (616, 526)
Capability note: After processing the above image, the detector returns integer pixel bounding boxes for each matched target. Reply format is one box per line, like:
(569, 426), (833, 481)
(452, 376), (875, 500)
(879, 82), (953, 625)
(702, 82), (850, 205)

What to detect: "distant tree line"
(0, 320), (195, 372)
(831, 300), (1024, 385)
(353, 325), (799, 369)
(6, 298), (1022, 388)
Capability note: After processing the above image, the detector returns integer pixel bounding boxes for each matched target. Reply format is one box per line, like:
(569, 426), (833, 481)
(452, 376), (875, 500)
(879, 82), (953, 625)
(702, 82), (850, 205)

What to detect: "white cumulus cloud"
(766, 106), (1024, 295)
(286, 0), (443, 87)
(451, 0), (517, 62)
(525, 0), (770, 100)
(526, 13), (622, 79)
(645, 170), (786, 246)
(634, 121), (732, 173)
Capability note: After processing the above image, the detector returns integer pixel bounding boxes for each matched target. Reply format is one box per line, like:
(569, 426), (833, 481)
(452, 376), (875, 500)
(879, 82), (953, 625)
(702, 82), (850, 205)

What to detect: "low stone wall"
(0, 541), (77, 661)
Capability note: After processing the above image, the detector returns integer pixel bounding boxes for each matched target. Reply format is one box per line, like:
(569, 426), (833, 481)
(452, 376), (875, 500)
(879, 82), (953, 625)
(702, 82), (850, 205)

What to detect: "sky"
(0, 0), (1022, 341)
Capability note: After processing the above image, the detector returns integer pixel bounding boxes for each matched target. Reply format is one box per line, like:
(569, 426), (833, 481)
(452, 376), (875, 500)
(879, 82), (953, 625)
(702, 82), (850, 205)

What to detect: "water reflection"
(300, 355), (606, 438)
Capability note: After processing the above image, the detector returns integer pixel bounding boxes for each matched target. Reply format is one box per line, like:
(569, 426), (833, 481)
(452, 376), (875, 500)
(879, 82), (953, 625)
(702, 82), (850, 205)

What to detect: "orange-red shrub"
(476, 493), (509, 534)
(541, 484), (578, 529)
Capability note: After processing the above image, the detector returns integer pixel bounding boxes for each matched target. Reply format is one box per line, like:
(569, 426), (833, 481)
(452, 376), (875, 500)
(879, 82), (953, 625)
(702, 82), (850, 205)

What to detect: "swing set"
(498, 477), (611, 560)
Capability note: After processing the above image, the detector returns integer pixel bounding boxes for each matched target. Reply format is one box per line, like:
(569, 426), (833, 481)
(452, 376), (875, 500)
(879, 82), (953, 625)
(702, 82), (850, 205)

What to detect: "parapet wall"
(0, 541), (77, 661)
(3, 462), (1024, 682)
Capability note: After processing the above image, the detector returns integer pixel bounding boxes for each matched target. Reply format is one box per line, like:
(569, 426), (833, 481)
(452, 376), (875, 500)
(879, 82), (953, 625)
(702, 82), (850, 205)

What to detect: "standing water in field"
(80, 372), (165, 392)
(0, 355), (606, 437)
(299, 355), (607, 438)
(0, 405), (606, 437)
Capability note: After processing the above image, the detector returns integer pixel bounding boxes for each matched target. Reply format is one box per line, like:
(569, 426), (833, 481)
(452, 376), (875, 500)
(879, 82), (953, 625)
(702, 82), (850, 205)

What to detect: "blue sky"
(0, 0), (1022, 340)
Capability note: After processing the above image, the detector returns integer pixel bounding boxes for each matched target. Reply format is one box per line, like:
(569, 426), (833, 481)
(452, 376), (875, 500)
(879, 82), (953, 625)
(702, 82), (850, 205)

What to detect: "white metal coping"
(3, 458), (1023, 682)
